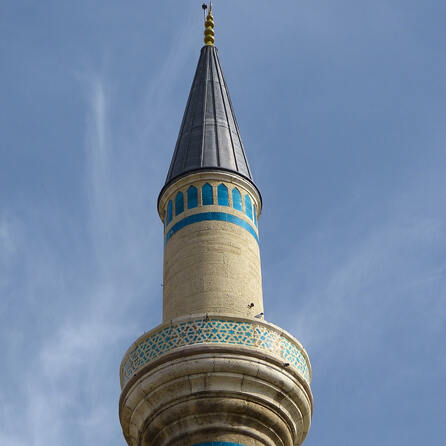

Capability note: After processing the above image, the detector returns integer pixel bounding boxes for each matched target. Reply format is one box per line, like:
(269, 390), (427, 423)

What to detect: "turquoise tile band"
(191, 443), (246, 446)
(120, 318), (311, 387)
(165, 211), (259, 244)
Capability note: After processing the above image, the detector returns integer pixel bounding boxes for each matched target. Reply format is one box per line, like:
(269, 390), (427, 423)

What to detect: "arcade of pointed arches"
(165, 183), (258, 228)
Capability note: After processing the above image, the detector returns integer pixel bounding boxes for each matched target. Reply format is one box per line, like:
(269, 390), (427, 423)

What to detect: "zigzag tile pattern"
(121, 318), (310, 387)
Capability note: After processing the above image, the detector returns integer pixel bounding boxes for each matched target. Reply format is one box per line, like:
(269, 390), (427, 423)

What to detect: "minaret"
(119, 5), (313, 446)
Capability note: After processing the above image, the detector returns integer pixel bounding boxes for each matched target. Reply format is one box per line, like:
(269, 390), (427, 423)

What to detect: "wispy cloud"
(270, 164), (446, 381)
(0, 213), (18, 290)
(0, 44), (190, 442)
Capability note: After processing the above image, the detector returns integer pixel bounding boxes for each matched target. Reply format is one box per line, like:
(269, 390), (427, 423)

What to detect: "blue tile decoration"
(217, 183), (229, 206)
(202, 183), (214, 205)
(244, 194), (253, 220)
(187, 186), (198, 209)
(121, 318), (310, 387)
(165, 184), (257, 229)
(175, 191), (184, 216)
(175, 192), (184, 215)
(165, 212), (259, 245)
(232, 188), (242, 211)
(191, 443), (246, 446)
(167, 200), (173, 224)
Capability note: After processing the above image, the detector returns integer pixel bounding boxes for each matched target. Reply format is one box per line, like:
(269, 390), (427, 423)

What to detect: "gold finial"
(203, 2), (215, 46)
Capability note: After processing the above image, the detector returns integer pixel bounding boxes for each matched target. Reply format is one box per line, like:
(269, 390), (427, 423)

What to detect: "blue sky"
(1, 1), (446, 445)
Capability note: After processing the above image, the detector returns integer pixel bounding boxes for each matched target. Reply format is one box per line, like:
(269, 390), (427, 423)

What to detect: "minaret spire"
(119, 6), (313, 446)
(203, 2), (215, 45)
(162, 6), (254, 195)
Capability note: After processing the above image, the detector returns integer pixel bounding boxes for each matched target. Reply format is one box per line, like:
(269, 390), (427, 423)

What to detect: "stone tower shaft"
(119, 11), (313, 446)
(159, 170), (263, 322)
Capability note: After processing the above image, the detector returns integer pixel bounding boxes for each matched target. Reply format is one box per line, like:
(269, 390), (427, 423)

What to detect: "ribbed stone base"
(119, 320), (313, 446)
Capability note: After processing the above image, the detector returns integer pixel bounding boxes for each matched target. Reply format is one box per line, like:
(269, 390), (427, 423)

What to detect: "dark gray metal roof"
(164, 45), (254, 187)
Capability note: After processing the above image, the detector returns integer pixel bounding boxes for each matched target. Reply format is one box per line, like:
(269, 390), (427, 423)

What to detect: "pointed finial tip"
(203, 2), (215, 46)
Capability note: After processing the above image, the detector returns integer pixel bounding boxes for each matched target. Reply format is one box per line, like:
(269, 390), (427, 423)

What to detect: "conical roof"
(164, 45), (254, 188)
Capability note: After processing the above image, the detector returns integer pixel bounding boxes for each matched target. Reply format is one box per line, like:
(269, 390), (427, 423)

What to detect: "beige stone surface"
(163, 220), (262, 321)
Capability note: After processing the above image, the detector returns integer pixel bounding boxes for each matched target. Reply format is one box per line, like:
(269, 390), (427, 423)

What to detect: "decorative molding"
(165, 212), (259, 244)
(121, 317), (310, 388)
(158, 170), (262, 221)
